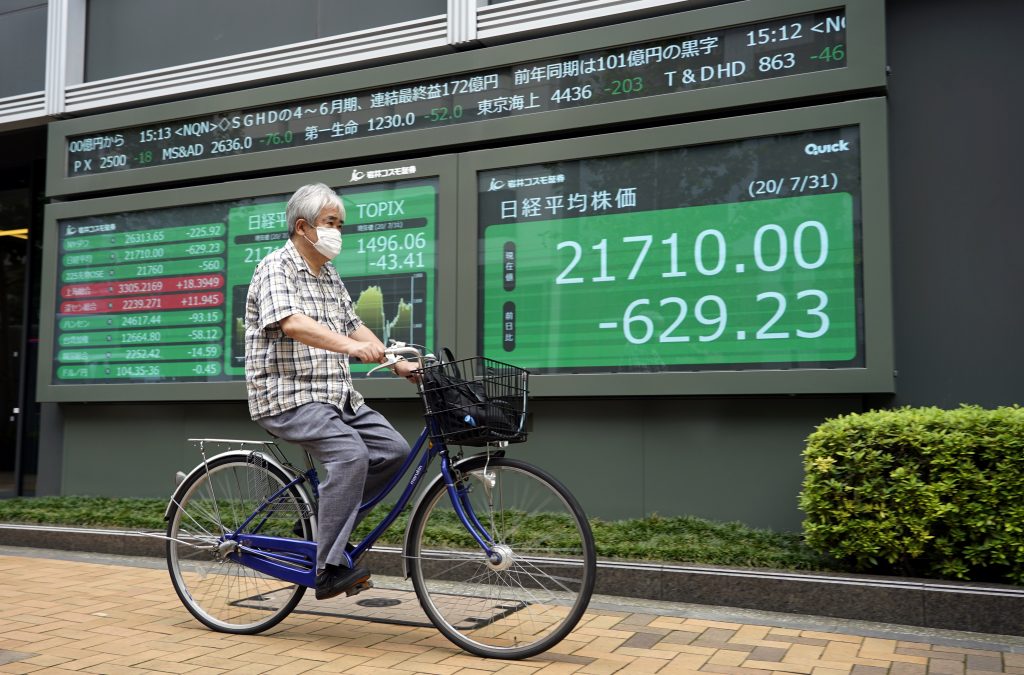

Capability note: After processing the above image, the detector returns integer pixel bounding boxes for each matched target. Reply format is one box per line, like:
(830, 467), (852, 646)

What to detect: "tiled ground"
(1, 552), (1023, 674)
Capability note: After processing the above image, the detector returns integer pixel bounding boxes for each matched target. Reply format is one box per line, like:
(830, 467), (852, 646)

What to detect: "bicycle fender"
(400, 451), (503, 578)
(163, 449), (297, 520)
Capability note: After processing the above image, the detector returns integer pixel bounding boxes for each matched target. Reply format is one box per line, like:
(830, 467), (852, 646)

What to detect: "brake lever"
(367, 354), (402, 376)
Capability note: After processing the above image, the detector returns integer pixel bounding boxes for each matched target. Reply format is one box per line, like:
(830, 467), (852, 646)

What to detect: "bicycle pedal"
(345, 579), (373, 597)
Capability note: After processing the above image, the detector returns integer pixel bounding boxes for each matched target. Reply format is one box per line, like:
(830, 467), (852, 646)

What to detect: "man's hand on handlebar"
(365, 342), (429, 382)
(349, 340), (385, 363)
(392, 359), (420, 383)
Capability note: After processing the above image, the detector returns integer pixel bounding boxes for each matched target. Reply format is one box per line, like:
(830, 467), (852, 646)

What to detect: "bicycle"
(164, 343), (596, 660)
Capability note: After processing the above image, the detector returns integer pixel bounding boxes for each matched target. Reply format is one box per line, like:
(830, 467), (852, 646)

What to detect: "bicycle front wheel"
(407, 455), (596, 659)
(166, 453), (314, 634)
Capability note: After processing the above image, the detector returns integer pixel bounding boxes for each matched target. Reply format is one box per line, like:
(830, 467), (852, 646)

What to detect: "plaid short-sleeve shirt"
(245, 240), (365, 420)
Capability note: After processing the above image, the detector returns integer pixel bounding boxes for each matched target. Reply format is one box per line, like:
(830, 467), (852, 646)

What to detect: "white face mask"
(305, 226), (342, 260)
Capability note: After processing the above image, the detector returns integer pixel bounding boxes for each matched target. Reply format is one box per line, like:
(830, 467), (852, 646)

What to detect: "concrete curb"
(2, 523), (1021, 637)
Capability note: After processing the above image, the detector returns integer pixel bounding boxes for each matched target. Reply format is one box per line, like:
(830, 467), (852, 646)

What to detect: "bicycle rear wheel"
(166, 452), (314, 634)
(406, 455), (596, 659)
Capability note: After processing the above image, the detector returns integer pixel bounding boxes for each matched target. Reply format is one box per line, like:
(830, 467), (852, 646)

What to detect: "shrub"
(800, 405), (1024, 584)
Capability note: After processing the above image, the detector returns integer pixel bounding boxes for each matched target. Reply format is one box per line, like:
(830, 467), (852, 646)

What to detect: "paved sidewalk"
(1, 547), (1023, 674)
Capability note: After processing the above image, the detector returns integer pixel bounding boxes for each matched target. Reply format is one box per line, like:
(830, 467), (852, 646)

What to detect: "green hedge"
(800, 405), (1024, 584)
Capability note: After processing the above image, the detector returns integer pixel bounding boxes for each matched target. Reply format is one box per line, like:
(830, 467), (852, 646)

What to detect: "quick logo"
(805, 140), (850, 156)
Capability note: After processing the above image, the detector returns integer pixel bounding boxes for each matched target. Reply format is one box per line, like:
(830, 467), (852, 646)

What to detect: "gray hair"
(286, 183), (343, 236)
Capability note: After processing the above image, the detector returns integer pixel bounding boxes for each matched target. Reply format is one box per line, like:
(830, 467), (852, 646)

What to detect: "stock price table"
(478, 127), (863, 373)
(53, 181), (437, 384)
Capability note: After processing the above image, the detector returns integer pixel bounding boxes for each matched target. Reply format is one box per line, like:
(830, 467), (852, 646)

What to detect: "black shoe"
(315, 564), (371, 601)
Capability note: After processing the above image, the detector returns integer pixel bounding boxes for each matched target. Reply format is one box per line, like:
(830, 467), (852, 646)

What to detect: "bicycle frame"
(226, 420), (501, 589)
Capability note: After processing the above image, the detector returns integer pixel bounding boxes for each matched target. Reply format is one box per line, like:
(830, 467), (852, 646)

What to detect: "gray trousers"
(255, 400), (409, 571)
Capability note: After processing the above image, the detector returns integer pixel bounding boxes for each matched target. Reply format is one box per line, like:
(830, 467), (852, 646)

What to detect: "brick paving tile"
(783, 643), (824, 660)
(701, 663), (782, 674)
(481, 666), (538, 675)
(133, 658), (204, 673)
(86, 665), (174, 675)
(685, 620), (744, 631)
(0, 652), (36, 667)
(224, 666), (279, 675)
(575, 659), (630, 674)
(803, 632), (865, 644)
(612, 614), (660, 628)
(621, 632), (664, 650)
(658, 631), (701, 646)
(14, 656), (68, 669)
(749, 646), (789, 661)
(969, 656), (1008, 671)
(769, 629), (803, 637)
(440, 655), (511, 670)
(612, 645), (676, 660)
(708, 649), (748, 667)
(743, 659), (816, 673)
(928, 660), (967, 675)
(693, 628), (739, 643)
(664, 651), (711, 670)
(540, 653), (595, 665)
(647, 617), (691, 630)
(889, 664), (927, 675)
(528, 664), (588, 675)
(386, 660), (460, 675)
(939, 647), (1008, 658)
(0, 666), (44, 675)
(927, 651), (968, 663)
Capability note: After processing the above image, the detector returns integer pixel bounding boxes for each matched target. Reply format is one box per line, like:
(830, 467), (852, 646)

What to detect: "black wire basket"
(418, 356), (529, 447)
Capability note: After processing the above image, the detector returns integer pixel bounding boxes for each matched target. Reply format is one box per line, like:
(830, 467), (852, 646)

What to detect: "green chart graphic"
(348, 273), (427, 348)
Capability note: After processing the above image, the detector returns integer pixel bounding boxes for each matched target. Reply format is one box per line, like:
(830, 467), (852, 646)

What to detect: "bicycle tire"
(166, 452), (315, 634)
(406, 455), (596, 659)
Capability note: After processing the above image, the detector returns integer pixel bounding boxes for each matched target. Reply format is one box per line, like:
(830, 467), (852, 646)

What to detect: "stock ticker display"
(63, 9), (847, 177)
(52, 180), (437, 384)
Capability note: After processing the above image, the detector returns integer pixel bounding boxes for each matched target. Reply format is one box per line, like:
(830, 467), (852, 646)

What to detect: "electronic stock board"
(460, 99), (893, 395)
(39, 158), (457, 401)
(40, 0), (888, 400)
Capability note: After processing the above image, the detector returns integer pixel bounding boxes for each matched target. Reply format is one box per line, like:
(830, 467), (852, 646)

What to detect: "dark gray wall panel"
(317, 0), (445, 35)
(58, 396), (842, 531)
(886, 0), (1024, 408)
(0, 3), (46, 97)
(85, 0), (448, 82)
(641, 397), (860, 531)
(85, 0), (320, 81)
(0, 0), (44, 13)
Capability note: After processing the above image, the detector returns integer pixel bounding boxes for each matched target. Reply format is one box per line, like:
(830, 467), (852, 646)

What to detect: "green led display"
(478, 126), (864, 373)
(53, 180), (437, 384)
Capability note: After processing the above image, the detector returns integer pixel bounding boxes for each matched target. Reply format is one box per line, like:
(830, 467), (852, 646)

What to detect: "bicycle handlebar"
(366, 341), (435, 376)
